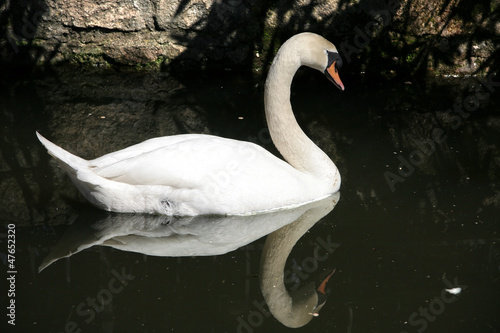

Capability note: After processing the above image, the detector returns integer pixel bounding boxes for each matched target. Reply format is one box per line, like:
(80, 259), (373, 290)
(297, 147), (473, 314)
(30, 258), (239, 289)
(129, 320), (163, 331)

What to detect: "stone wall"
(1, 0), (499, 76)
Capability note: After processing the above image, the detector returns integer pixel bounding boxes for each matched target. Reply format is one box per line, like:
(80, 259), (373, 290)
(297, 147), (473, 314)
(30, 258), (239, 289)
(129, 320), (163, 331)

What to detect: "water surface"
(0, 69), (499, 332)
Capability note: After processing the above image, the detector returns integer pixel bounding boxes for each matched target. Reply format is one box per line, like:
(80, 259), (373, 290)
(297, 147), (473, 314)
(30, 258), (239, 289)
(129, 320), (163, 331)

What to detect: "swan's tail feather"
(36, 132), (109, 208)
(36, 132), (90, 175)
(37, 132), (121, 212)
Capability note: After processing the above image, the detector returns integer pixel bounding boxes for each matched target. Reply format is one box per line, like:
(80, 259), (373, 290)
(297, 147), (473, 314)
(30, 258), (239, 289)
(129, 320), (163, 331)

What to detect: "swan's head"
(292, 32), (345, 91)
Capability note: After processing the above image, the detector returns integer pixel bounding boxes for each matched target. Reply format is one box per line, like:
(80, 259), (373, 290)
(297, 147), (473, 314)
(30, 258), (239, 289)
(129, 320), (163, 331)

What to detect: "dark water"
(0, 68), (499, 333)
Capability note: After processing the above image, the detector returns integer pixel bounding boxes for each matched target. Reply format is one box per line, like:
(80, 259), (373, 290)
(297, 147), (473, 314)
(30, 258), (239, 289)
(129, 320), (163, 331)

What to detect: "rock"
(0, 0), (498, 75)
(47, 0), (151, 31)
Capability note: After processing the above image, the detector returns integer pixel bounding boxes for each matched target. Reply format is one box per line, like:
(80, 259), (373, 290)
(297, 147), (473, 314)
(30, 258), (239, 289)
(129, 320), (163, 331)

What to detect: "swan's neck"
(264, 46), (337, 181)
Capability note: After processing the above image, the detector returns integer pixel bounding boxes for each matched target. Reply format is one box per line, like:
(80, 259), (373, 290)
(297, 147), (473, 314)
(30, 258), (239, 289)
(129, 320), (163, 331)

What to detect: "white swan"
(36, 32), (344, 216)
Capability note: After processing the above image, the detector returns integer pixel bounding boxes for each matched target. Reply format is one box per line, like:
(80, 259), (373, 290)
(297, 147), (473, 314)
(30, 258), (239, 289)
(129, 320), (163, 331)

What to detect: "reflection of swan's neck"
(264, 40), (336, 180)
(259, 196), (337, 328)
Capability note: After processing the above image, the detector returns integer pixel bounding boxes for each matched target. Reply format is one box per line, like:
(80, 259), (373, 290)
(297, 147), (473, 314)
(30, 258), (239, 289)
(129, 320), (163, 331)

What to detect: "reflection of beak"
(325, 62), (345, 91)
(311, 268), (336, 316)
(317, 268), (336, 295)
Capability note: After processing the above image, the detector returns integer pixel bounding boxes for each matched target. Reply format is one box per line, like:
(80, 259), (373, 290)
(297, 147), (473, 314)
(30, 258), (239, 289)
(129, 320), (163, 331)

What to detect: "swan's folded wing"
(88, 134), (207, 167)
(91, 136), (274, 189)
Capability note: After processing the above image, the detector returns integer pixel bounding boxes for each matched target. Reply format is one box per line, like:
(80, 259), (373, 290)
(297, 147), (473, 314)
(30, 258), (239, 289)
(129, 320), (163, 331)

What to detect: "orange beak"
(326, 61), (344, 91)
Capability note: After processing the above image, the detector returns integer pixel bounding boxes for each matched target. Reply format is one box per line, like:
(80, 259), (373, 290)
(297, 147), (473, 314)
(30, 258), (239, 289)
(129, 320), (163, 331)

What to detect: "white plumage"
(37, 33), (344, 216)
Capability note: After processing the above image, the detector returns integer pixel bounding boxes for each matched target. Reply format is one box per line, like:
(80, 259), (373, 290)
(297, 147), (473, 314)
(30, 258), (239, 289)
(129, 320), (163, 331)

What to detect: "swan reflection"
(41, 193), (339, 328)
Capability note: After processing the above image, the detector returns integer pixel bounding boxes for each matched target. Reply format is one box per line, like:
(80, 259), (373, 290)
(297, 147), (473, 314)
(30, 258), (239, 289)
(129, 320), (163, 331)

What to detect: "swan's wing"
(90, 135), (285, 189)
(88, 134), (207, 167)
